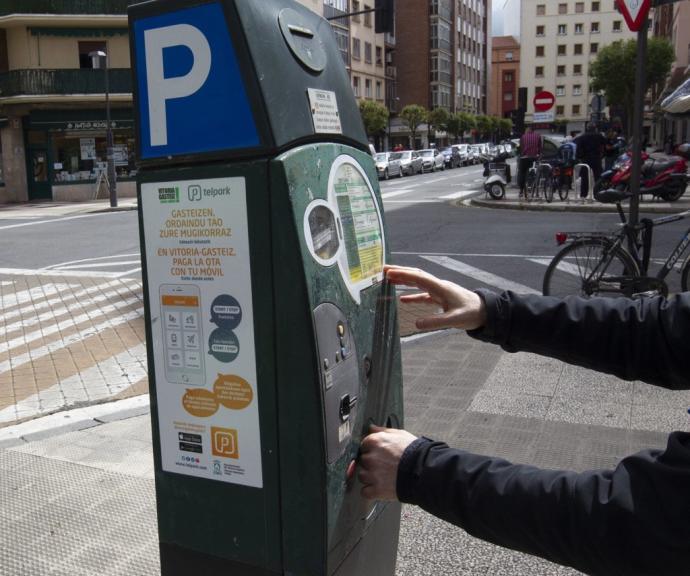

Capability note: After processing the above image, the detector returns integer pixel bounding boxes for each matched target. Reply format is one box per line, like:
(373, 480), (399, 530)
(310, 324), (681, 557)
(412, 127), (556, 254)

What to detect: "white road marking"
(529, 257), (582, 276)
(0, 344), (148, 424)
(39, 253), (141, 271)
(0, 214), (99, 231)
(381, 189), (415, 199)
(0, 267), (137, 279)
(438, 190), (481, 200)
(423, 177), (447, 184)
(0, 307), (144, 375)
(0, 283), (77, 308)
(0, 279), (140, 324)
(420, 255), (539, 294)
(50, 260), (142, 270)
(383, 200), (440, 204)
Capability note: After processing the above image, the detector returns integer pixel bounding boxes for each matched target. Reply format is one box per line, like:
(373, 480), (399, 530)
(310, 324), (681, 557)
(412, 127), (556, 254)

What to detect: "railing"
(0, 0), (137, 16)
(0, 69), (132, 97)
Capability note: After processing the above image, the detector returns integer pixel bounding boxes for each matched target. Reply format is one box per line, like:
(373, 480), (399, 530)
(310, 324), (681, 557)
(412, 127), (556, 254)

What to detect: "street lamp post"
(89, 50), (117, 208)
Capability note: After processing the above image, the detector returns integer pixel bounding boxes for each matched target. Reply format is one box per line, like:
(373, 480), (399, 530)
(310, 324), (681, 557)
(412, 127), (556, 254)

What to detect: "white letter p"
(144, 24), (212, 147)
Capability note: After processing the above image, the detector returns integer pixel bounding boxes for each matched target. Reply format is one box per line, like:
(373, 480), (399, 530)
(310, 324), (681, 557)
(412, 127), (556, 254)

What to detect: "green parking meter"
(128, 0), (403, 574)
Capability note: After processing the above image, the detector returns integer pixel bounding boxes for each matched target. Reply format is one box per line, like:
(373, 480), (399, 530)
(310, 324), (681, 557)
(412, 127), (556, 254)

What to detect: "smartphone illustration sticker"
(160, 284), (205, 386)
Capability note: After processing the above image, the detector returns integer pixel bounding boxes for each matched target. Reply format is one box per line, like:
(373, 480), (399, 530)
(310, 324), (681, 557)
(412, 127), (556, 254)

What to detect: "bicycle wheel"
(542, 238), (639, 297)
(558, 182), (569, 201)
(680, 255), (690, 292)
(542, 175), (554, 203)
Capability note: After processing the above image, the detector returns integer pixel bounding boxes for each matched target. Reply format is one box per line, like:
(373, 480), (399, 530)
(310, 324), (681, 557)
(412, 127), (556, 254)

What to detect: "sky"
(491, 0), (521, 38)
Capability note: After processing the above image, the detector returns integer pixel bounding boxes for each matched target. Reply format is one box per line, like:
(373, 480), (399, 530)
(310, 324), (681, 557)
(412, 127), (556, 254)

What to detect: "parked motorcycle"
(482, 150), (511, 199)
(595, 150), (688, 201)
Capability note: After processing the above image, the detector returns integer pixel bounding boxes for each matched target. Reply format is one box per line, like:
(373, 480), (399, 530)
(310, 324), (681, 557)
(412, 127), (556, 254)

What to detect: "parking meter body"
(128, 1), (403, 575)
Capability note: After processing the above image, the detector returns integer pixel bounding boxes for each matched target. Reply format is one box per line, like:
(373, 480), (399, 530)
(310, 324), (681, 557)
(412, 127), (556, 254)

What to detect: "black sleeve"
(397, 433), (690, 576)
(469, 290), (690, 390)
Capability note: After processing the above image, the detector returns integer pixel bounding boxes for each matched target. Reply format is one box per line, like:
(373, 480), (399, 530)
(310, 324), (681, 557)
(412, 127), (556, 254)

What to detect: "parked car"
(469, 145), (482, 164)
(451, 144), (471, 166)
(374, 152), (403, 179)
(441, 146), (462, 169)
(389, 150), (423, 176)
(417, 148), (445, 172)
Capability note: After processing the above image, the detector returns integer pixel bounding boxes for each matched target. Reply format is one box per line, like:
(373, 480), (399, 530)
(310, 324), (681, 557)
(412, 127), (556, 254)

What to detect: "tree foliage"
(498, 118), (513, 139)
(359, 99), (389, 137)
(428, 107), (451, 142)
(590, 37), (674, 133)
(474, 115), (492, 139)
(400, 104), (428, 147)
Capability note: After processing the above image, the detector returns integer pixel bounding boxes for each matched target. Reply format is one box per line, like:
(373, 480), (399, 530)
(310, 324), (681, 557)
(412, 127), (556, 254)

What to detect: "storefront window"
(51, 130), (136, 183)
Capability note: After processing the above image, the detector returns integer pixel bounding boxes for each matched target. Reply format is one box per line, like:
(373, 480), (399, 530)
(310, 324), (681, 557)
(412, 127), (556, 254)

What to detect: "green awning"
(29, 27), (128, 37)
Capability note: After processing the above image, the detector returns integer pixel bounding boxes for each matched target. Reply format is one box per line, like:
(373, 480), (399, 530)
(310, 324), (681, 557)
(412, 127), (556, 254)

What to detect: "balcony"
(0, 1), (138, 16)
(0, 69), (132, 98)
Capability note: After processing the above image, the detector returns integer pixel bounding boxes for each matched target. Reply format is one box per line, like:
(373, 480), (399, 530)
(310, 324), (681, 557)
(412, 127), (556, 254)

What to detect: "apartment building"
(519, 0), (636, 132)
(653, 1), (690, 146)
(393, 0), (490, 147)
(489, 35), (519, 118)
(0, 1), (137, 204)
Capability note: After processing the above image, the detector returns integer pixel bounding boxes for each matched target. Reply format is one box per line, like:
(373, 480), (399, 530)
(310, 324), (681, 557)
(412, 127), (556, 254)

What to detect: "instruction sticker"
(141, 176), (262, 488)
(307, 88), (343, 134)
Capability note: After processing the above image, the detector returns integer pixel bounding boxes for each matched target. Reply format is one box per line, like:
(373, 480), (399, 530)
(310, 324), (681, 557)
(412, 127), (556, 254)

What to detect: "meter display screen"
(308, 204), (340, 261)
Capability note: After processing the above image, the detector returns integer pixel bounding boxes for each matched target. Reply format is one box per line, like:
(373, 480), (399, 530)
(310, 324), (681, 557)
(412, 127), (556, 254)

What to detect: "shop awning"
(661, 76), (690, 117)
(29, 27), (128, 37)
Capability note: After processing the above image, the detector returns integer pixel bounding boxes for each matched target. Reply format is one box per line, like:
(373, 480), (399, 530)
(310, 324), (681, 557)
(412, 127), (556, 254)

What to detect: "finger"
(387, 268), (446, 295)
(399, 292), (433, 304)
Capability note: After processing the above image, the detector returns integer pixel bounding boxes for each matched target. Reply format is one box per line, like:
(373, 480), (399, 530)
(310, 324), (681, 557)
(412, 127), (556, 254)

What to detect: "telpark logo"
(211, 426), (239, 459)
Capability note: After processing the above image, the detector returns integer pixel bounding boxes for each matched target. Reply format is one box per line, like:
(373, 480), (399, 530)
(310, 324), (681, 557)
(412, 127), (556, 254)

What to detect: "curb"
(469, 195), (688, 214)
(0, 395), (150, 449)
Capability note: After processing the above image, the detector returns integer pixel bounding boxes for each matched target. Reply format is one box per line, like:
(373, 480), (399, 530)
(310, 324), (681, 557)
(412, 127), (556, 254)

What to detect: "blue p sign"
(133, 2), (260, 159)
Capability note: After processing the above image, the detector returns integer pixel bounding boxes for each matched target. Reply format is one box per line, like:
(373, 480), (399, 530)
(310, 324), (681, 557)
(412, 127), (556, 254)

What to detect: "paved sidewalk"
(0, 198), (137, 219)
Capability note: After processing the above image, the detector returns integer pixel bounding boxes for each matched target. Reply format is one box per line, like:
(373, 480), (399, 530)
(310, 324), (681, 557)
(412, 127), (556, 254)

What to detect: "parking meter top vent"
(128, 0), (369, 165)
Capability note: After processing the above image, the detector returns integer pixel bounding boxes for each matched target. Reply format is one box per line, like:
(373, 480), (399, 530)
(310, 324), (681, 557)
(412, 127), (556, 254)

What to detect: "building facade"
(519, 0), (636, 133)
(652, 1), (690, 147)
(0, 1), (137, 204)
(489, 35), (520, 118)
(391, 0), (490, 148)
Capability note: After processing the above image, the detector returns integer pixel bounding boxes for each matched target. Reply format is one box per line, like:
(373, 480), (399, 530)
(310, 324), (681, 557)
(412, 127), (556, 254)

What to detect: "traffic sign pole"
(628, 17), (648, 229)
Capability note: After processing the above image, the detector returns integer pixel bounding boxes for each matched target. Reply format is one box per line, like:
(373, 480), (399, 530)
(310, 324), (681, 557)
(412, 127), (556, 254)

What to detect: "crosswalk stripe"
(0, 279), (141, 324)
(529, 257), (581, 276)
(0, 343), (147, 424)
(0, 307), (144, 375)
(0, 283), (77, 309)
(420, 255), (539, 294)
(0, 296), (142, 356)
(438, 190), (481, 200)
(0, 267), (136, 279)
(0, 284), (143, 338)
(381, 189), (414, 199)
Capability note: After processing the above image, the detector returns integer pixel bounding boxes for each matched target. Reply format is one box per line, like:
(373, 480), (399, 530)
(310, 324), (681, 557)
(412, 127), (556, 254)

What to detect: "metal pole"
(105, 60), (117, 208)
(628, 18), (648, 228)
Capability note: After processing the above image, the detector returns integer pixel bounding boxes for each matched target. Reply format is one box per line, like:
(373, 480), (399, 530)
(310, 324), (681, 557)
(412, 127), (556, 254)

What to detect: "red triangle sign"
(615, 0), (652, 32)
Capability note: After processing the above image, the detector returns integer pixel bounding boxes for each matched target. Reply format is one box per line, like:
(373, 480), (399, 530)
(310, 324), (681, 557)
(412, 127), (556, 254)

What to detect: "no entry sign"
(533, 91), (555, 112)
(615, 0), (652, 32)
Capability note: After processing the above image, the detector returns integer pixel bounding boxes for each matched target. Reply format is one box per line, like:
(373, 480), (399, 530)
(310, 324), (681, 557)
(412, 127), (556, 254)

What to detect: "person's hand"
(358, 425), (418, 501)
(385, 265), (487, 331)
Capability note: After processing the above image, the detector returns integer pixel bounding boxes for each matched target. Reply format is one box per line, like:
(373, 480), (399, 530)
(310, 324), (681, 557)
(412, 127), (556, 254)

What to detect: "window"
(376, 46), (383, 66)
(535, 66), (544, 77)
(558, 44), (567, 56)
(575, 2), (584, 12)
(573, 104), (581, 115)
(558, 24), (567, 35)
(574, 43), (583, 55)
(590, 43), (599, 54)
(364, 4), (372, 26)
(506, 51), (514, 60)
(537, 4), (546, 15)
(365, 78), (372, 98)
(504, 92), (513, 101)
(574, 63), (582, 75)
(535, 86), (544, 94)
(557, 65), (566, 76)
(556, 105), (565, 115)
(536, 46), (545, 57)
(352, 0), (360, 21)
(536, 25), (545, 36)
(556, 85), (565, 96)
(78, 41), (106, 69)
(364, 41), (372, 64)
(353, 76), (360, 97)
(613, 20), (622, 32)
(575, 23), (584, 34)
(352, 38), (361, 60)
(591, 22), (599, 33)
(573, 84), (582, 95)
(558, 3), (567, 14)
(592, 1), (600, 11)
(504, 72), (514, 82)
(376, 80), (382, 99)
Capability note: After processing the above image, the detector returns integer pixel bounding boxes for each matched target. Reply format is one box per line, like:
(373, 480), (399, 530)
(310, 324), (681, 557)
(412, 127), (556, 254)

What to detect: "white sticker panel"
(141, 176), (262, 488)
(308, 88), (343, 134)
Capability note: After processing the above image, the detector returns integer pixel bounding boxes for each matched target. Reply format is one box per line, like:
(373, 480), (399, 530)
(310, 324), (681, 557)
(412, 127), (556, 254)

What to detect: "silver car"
(374, 152), (403, 179)
(389, 150), (423, 176)
(417, 149), (445, 172)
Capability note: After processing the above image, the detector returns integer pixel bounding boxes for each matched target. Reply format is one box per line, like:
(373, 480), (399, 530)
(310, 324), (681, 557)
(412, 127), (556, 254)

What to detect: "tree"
(446, 113), (462, 142)
(428, 107), (451, 145)
(590, 37), (674, 135)
(400, 104), (428, 148)
(359, 99), (389, 141)
(498, 118), (513, 139)
(474, 115), (492, 141)
(458, 113), (476, 141)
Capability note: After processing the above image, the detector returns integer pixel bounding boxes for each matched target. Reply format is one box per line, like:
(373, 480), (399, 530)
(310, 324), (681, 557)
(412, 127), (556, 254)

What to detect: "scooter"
(482, 151), (511, 200)
(596, 150), (688, 201)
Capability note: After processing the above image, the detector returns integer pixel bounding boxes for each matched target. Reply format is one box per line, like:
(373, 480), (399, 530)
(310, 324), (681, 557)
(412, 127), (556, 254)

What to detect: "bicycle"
(550, 160), (573, 201)
(542, 188), (690, 298)
(525, 157), (555, 203)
